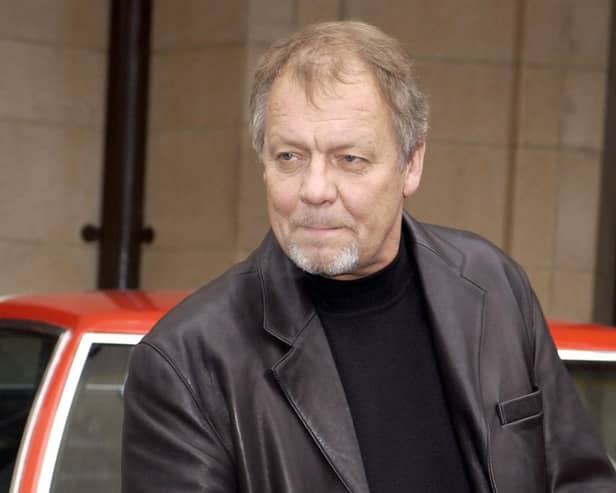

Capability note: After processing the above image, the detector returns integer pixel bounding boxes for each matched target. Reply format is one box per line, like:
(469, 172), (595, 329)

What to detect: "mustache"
(290, 214), (353, 229)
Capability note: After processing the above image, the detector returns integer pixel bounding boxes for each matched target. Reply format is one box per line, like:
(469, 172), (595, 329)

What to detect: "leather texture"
(122, 214), (616, 492)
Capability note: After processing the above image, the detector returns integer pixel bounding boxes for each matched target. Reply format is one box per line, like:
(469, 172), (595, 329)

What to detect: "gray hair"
(249, 20), (429, 165)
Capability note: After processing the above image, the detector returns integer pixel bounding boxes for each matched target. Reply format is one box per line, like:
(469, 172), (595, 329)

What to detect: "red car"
(1, 291), (615, 492)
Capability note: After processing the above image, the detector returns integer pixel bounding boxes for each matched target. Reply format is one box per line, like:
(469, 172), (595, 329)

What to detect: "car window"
(566, 361), (616, 460)
(0, 328), (57, 493)
(49, 343), (133, 493)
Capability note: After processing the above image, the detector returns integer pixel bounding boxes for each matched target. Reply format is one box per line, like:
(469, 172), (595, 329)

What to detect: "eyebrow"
(265, 132), (308, 152)
(330, 139), (377, 153)
(266, 131), (377, 154)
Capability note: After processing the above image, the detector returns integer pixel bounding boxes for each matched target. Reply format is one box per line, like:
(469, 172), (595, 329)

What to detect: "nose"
(299, 156), (337, 205)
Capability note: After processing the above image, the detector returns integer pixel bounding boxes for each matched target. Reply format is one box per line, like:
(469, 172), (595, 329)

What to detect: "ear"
(403, 142), (426, 198)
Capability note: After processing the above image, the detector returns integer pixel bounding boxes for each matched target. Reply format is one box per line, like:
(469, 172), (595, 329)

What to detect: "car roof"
(0, 290), (189, 335)
(549, 320), (616, 352)
(1, 291), (615, 349)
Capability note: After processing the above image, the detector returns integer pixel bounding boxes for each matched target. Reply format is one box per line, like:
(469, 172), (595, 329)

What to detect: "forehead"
(272, 59), (383, 104)
(264, 68), (391, 140)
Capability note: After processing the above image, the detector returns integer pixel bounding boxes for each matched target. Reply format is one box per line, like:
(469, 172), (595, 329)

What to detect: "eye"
(276, 152), (297, 161)
(340, 154), (366, 165)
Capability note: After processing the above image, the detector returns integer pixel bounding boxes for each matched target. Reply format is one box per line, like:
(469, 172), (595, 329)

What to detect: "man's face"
(262, 64), (424, 280)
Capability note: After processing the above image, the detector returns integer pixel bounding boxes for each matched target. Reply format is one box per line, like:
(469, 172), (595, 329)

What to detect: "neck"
(304, 227), (413, 314)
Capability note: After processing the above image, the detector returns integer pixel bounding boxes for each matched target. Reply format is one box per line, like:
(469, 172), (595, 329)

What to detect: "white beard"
(287, 240), (359, 277)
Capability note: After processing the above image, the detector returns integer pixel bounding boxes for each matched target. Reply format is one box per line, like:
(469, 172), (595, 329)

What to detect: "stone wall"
(0, 0), (107, 293)
(142, 0), (247, 287)
(0, 0), (612, 322)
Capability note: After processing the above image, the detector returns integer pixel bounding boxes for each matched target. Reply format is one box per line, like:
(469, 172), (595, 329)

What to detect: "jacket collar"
(259, 213), (491, 492)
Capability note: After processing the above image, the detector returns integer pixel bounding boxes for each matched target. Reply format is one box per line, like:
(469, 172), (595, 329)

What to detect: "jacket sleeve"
(528, 288), (616, 491)
(121, 342), (236, 493)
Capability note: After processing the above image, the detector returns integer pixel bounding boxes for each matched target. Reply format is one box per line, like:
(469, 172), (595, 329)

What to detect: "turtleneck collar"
(304, 227), (412, 315)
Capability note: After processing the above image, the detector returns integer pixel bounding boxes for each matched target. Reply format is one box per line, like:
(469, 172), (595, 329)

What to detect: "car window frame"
(35, 332), (143, 493)
(1, 320), (67, 493)
(558, 348), (616, 465)
(559, 349), (616, 362)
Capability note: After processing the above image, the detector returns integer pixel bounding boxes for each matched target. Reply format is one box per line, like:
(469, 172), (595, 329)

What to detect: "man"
(122, 21), (615, 492)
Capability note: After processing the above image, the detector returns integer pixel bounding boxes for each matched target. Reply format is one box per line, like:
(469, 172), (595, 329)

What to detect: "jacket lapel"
(407, 216), (492, 492)
(271, 316), (370, 493)
(259, 234), (370, 493)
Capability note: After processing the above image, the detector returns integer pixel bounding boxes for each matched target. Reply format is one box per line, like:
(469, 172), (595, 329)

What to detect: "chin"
(287, 241), (359, 277)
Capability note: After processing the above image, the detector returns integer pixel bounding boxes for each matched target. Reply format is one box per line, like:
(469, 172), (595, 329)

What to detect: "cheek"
(264, 172), (298, 219)
(340, 180), (403, 234)
(340, 180), (393, 220)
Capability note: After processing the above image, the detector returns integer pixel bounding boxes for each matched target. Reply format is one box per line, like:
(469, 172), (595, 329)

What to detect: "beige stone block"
(454, 148), (509, 247)
(522, 0), (568, 65)
(517, 67), (564, 147)
(238, 136), (269, 251)
(524, 268), (553, 315)
(524, 1), (611, 68)
(0, 0), (108, 50)
(153, 0), (247, 50)
(141, 248), (236, 289)
(347, 0), (516, 62)
(146, 128), (241, 250)
(510, 148), (559, 268)
(0, 121), (101, 244)
(149, 46), (245, 131)
(0, 240), (96, 294)
(551, 269), (595, 322)
(561, 69), (607, 151)
(243, 42), (271, 125)
(405, 143), (459, 228)
(407, 143), (508, 247)
(0, 40), (105, 126)
(416, 61), (512, 145)
(247, 0), (295, 43)
(554, 150), (601, 271)
(297, 0), (341, 26)
(568, 1), (611, 69)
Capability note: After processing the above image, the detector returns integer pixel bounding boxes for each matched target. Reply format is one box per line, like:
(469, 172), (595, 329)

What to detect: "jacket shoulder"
(141, 252), (265, 360)
(422, 223), (527, 282)
(418, 222), (533, 327)
(422, 223), (510, 264)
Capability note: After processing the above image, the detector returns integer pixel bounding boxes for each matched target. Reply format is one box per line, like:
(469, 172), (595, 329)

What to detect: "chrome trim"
(35, 333), (143, 493)
(9, 331), (71, 493)
(558, 349), (616, 362)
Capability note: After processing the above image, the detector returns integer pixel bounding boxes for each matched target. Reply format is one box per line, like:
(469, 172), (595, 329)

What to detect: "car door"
(34, 333), (141, 493)
(0, 322), (64, 493)
(561, 349), (616, 464)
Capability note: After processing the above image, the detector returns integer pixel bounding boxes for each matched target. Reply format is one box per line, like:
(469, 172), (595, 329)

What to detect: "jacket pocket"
(496, 388), (542, 426)
(492, 388), (547, 491)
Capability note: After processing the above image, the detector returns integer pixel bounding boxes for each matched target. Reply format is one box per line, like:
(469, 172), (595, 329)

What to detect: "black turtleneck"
(305, 230), (472, 493)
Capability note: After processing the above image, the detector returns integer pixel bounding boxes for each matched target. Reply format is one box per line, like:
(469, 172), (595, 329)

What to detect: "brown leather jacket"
(122, 215), (616, 492)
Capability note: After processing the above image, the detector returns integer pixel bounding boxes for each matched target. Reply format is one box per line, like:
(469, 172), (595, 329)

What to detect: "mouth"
(299, 225), (342, 230)
(295, 224), (346, 234)
(290, 215), (352, 236)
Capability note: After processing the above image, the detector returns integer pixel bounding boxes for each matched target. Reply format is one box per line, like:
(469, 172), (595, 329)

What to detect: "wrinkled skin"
(262, 64), (425, 279)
